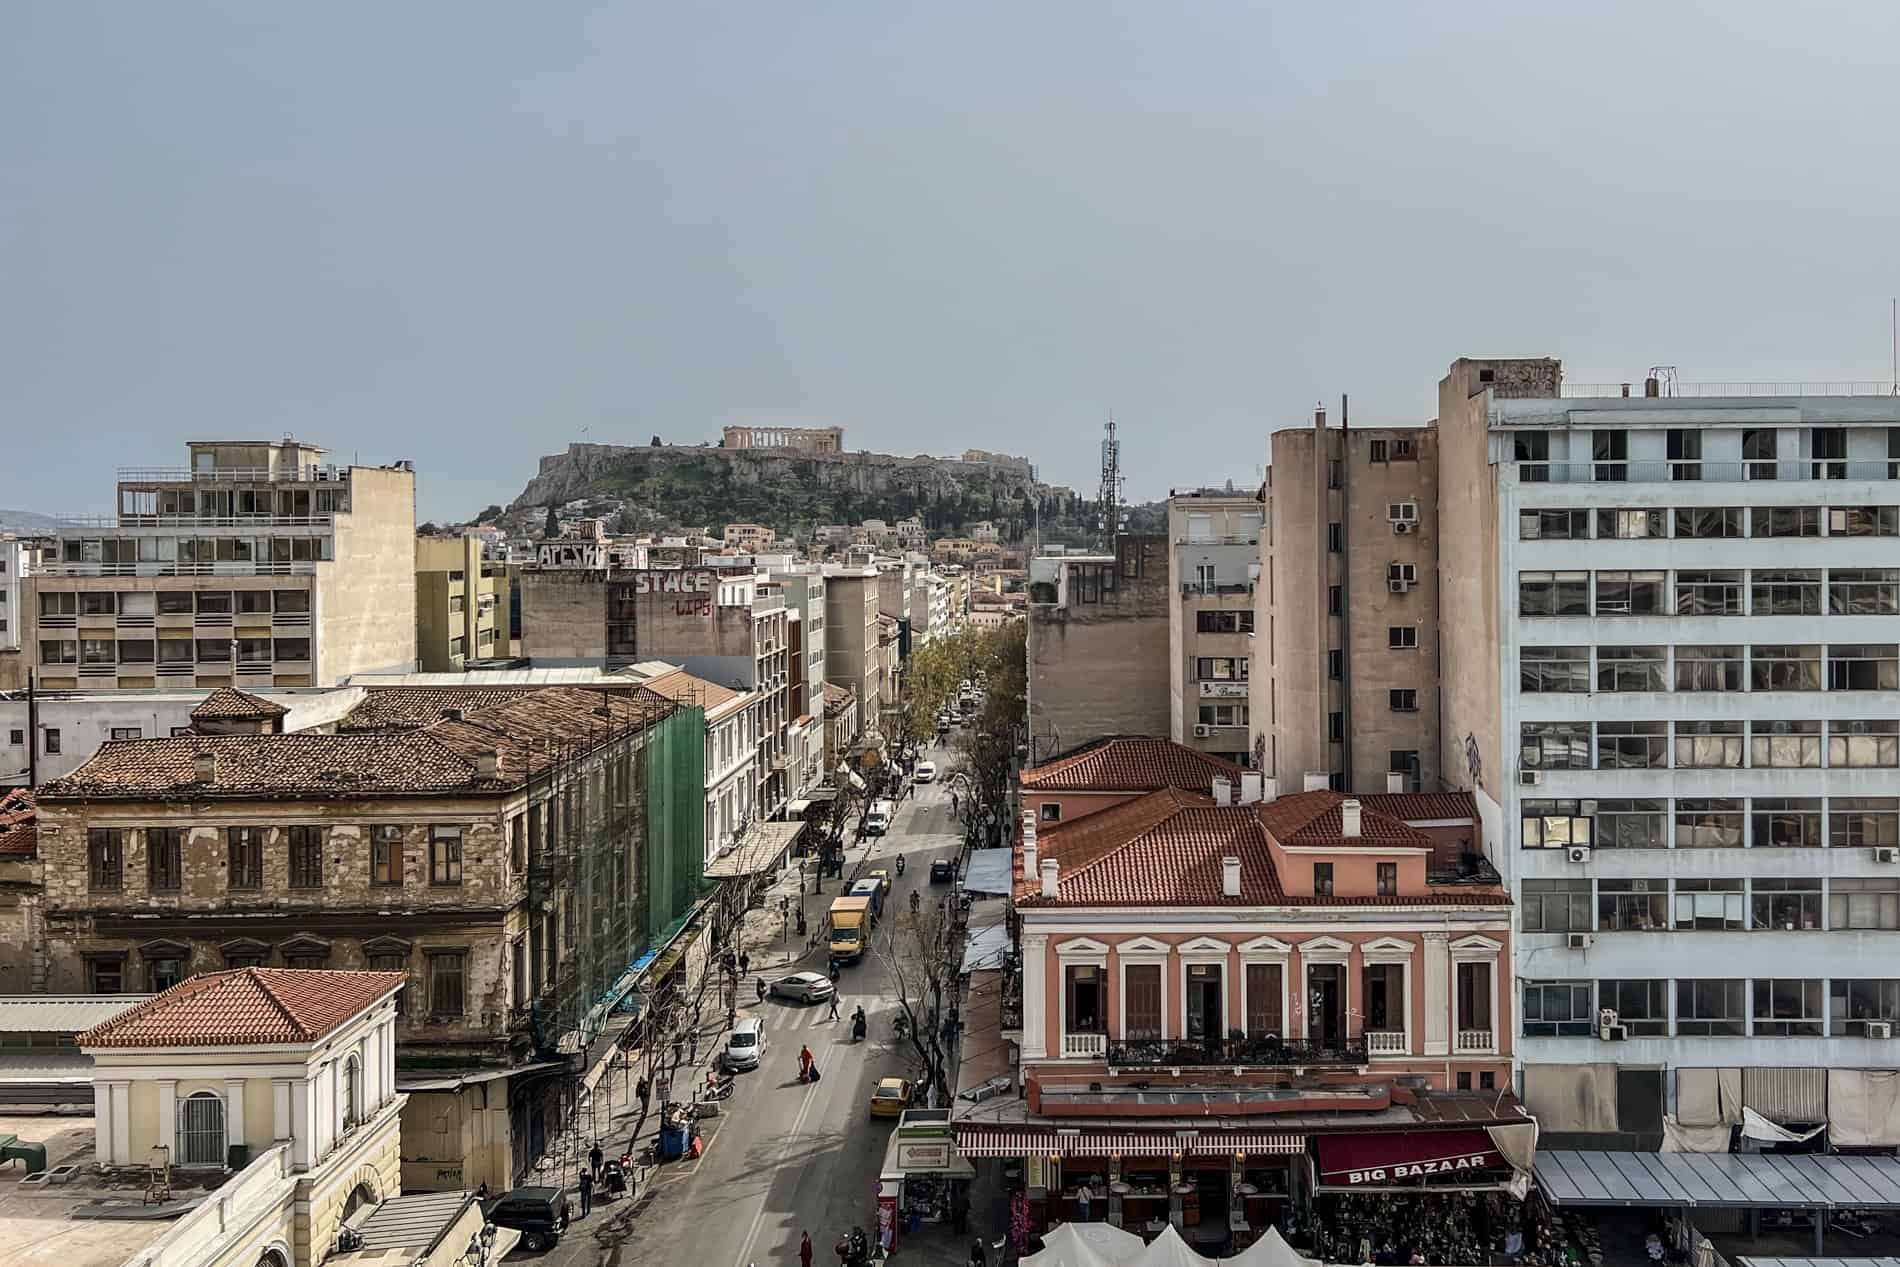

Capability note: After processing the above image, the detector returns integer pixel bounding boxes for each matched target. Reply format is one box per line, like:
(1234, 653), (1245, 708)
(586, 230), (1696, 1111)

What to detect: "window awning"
(954, 1126), (1305, 1159)
(1535, 1149), (1900, 1210)
(1315, 1129), (1506, 1189)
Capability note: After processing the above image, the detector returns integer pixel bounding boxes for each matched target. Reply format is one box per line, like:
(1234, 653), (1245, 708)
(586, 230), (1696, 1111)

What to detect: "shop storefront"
(1307, 1127), (1537, 1266)
(880, 1116), (976, 1253)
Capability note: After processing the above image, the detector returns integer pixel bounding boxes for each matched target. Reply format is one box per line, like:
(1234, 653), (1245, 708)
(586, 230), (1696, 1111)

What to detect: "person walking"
(798, 1045), (813, 1082)
(739, 951), (750, 977)
(971, 1238), (988, 1267)
(801, 1232), (814, 1267)
(588, 1141), (604, 1181)
(1076, 1180), (1094, 1222)
(828, 992), (841, 1022)
(578, 1167), (595, 1218)
(636, 1076), (650, 1112)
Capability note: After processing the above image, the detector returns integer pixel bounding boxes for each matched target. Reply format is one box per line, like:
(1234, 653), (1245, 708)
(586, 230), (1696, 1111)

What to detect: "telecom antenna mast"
(1098, 415), (1124, 546)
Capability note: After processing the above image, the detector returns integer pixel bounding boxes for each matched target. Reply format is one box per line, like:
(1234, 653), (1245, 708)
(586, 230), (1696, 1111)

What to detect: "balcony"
(116, 464), (346, 484)
(1105, 1035), (1370, 1068)
(1508, 459), (1897, 485)
(1365, 1030), (1408, 1055)
(1062, 1032), (1107, 1059)
(1455, 1028), (1495, 1054)
(60, 513), (337, 529)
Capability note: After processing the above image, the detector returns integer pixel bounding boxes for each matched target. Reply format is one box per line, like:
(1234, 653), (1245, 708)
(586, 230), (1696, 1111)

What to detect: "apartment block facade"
(823, 567), (882, 735)
(22, 440), (417, 694)
(1166, 490), (1263, 768)
(415, 534), (508, 671)
(1437, 357), (1900, 1148)
(1026, 534), (1169, 764)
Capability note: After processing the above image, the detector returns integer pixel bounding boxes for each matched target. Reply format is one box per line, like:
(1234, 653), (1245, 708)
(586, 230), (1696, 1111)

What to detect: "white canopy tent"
(1224, 1228), (1316, 1267)
(1023, 1222), (1328, 1267)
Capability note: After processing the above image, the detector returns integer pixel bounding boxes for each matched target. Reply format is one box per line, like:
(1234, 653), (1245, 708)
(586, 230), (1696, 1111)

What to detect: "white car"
(769, 971), (834, 1003)
(914, 762), (937, 783)
(724, 1017), (765, 1071)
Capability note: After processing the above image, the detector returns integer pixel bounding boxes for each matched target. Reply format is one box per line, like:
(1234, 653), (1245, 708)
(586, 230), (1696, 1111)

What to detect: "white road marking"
(730, 1055), (826, 1267)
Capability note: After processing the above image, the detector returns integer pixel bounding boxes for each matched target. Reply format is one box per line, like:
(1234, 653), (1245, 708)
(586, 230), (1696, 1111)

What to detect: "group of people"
(1312, 1191), (1531, 1267)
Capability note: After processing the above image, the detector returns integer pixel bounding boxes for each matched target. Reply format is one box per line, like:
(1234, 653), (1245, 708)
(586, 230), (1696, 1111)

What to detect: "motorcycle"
(893, 1012), (909, 1040)
(601, 1156), (629, 1198)
(895, 855), (906, 875)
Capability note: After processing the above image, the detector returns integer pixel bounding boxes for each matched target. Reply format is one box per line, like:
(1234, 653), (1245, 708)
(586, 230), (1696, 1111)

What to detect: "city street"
(545, 761), (969, 1267)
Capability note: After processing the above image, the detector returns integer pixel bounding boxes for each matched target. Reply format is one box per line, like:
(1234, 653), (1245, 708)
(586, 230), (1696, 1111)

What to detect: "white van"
(865, 799), (895, 836)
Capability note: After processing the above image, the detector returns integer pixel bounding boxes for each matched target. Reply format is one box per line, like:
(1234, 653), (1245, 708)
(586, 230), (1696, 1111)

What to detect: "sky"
(5, 2), (1900, 522)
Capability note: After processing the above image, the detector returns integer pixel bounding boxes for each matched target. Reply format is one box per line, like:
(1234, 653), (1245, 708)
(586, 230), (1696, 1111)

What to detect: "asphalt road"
(545, 764), (966, 1267)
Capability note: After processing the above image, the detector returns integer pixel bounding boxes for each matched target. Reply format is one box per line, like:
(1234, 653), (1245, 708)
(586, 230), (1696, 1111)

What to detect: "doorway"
(1307, 963), (1345, 1050)
(1186, 964), (1224, 1041)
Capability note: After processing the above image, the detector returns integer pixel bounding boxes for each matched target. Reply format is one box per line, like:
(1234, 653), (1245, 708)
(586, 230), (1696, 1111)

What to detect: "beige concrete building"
(720, 424), (844, 453)
(823, 567), (882, 737)
(1251, 412), (1440, 794)
(1026, 534), (1169, 764)
(22, 440), (417, 696)
(415, 534), (509, 671)
(1166, 489), (1264, 767)
(722, 522), (776, 551)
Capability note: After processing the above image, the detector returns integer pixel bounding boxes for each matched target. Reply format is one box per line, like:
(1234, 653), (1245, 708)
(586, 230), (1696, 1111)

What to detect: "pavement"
(536, 753), (984, 1267)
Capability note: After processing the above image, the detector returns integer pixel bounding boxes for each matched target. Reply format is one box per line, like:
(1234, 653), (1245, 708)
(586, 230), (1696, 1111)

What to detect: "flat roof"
(0, 996), (149, 1034)
(1535, 1150), (1900, 1210)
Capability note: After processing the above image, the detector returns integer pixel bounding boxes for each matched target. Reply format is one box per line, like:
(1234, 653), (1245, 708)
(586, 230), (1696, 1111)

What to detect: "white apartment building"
(1167, 489), (1262, 768)
(0, 536), (24, 654)
(641, 666), (761, 862)
(1439, 358), (1900, 1147)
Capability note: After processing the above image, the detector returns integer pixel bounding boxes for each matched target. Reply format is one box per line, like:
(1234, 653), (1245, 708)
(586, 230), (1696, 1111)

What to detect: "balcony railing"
(1366, 1030), (1408, 1055)
(1509, 459), (1897, 485)
(117, 464), (346, 483)
(59, 514), (337, 529)
(1455, 1028), (1495, 1053)
(1105, 1035), (1370, 1067)
(1559, 380), (1895, 399)
(1062, 1032), (1107, 1058)
(32, 561), (320, 578)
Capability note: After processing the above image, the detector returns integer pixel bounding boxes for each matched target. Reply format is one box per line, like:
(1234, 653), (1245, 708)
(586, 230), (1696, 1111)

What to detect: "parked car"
(485, 1186), (570, 1253)
(725, 1016), (765, 1071)
(769, 971), (835, 1003)
(914, 761), (937, 783)
(869, 1077), (914, 1119)
(929, 858), (954, 883)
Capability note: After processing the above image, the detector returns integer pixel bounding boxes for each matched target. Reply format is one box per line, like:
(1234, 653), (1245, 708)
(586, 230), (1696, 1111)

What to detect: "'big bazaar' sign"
(1344, 1152), (1496, 1185)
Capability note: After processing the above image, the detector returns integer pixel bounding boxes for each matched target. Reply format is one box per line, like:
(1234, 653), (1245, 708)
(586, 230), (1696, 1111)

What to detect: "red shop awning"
(1314, 1129), (1506, 1189)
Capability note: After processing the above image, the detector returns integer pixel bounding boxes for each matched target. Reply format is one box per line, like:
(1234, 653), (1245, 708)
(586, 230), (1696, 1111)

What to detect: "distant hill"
(0, 508), (67, 536)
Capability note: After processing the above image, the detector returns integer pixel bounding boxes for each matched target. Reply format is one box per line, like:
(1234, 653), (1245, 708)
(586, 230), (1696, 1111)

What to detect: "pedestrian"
(971, 1238), (988, 1267)
(799, 1044), (813, 1081)
(476, 1181), (489, 1201)
(757, 976), (768, 1003)
(636, 1075), (650, 1108)
(1076, 1180), (1093, 1222)
(801, 1232), (814, 1267)
(589, 1140), (604, 1181)
(578, 1167), (594, 1217)
(828, 992), (841, 1022)
(740, 951), (751, 977)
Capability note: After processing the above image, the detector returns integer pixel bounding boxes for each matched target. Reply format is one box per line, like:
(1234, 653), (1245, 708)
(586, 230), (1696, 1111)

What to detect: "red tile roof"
(340, 686), (547, 731)
(79, 968), (403, 1049)
(1255, 791), (1436, 849)
(639, 667), (747, 717)
(190, 687), (288, 719)
(1020, 737), (1243, 795)
(0, 789), (35, 857)
(1359, 792), (1478, 822)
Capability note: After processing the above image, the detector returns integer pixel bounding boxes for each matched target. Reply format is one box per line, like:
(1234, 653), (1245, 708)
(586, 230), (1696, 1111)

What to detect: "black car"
(929, 858), (954, 883)
(485, 1185), (571, 1252)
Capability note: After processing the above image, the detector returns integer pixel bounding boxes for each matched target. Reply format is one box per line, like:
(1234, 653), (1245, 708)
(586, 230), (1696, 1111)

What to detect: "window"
(227, 827), (263, 889)
(158, 637), (192, 664)
(40, 591), (77, 617)
(43, 728), (60, 754)
(1387, 501), (1419, 523)
(1675, 506), (1742, 539)
(342, 1055), (362, 1130)
(1752, 506), (1821, 538)
(1752, 570), (1822, 616)
(1600, 980), (1667, 1036)
(1829, 569), (1900, 615)
(368, 950), (408, 1013)
(1598, 646), (1666, 692)
(235, 590), (272, 615)
(430, 826), (463, 886)
(1595, 571), (1665, 615)
(1374, 862), (1397, 896)
(1244, 962), (1283, 1035)
(176, 1091), (227, 1167)
(372, 825), (404, 885)
(1521, 646), (1589, 693)
(288, 825), (323, 889)
(1677, 979), (1746, 1036)
(1123, 963), (1162, 1039)
(147, 828), (182, 892)
(1327, 523), (1342, 553)
(1597, 722), (1667, 770)
(1326, 650), (1343, 680)
(79, 592), (115, 616)
(1833, 877), (1900, 930)
(1521, 799), (1593, 850)
(1368, 439), (1388, 463)
(1064, 963), (1103, 1033)
(1522, 981), (1593, 1037)
(1388, 688), (1418, 712)
(1597, 509), (1665, 540)
(1198, 703), (1248, 727)
(5, 730), (17, 746)
(195, 638), (230, 664)
(1751, 720), (1822, 769)
(1832, 799), (1900, 849)
(40, 639), (77, 665)
(196, 591), (232, 615)
(1327, 712), (1344, 743)
(1812, 427), (1848, 479)
(117, 640), (154, 664)
(1598, 879), (1667, 931)
(1752, 797), (1822, 848)
(146, 952), (185, 993)
(428, 951), (466, 1019)
(1196, 610), (1254, 634)
(1518, 571), (1589, 617)
(1195, 657), (1247, 680)
(156, 591), (194, 615)
(1521, 722), (1591, 769)
(1514, 430), (1550, 480)
(1674, 878), (1744, 930)
(88, 828), (124, 891)
(1327, 586), (1342, 615)
(1039, 803), (1061, 823)
(1667, 428), (1703, 480)
(274, 589), (311, 614)
(1595, 799), (1667, 849)
(1522, 879), (1592, 932)
(1519, 509), (1589, 540)
(1388, 750), (1420, 792)
(1676, 570), (1744, 616)
(1829, 643), (1900, 690)
(274, 637), (309, 661)
(1592, 430), (1628, 481)
(86, 955), (125, 995)
(1673, 720), (1743, 770)
(1831, 980), (1900, 1036)
(1387, 626), (1418, 650)
(1388, 562), (1417, 586)
(1753, 979), (1824, 1036)
(1832, 719), (1899, 768)
(1393, 437), (1415, 460)
(1742, 429), (1779, 480)
(1830, 506), (1900, 537)
(1313, 863), (1334, 897)
(1752, 644), (1821, 691)
(1676, 798), (1744, 849)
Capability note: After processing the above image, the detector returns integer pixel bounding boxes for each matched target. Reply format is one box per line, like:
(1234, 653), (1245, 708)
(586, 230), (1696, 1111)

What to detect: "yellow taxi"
(865, 868), (892, 896)
(869, 1077), (913, 1119)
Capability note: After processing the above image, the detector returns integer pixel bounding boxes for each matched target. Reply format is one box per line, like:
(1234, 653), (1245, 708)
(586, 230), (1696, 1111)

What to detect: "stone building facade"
(721, 425), (845, 454)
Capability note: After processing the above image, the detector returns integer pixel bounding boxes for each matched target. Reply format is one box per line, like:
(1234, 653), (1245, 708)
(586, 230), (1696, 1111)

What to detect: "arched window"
(341, 1055), (362, 1130)
(176, 1090), (226, 1166)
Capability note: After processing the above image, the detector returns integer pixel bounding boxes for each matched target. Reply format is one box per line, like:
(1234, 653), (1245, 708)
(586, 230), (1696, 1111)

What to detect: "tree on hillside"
(543, 505), (560, 538)
(651, 435), (664, 447)
(476, 504), (504, 523)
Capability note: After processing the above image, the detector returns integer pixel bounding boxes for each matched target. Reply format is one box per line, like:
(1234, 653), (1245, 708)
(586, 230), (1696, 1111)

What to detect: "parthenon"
(721, 424), (845, 454)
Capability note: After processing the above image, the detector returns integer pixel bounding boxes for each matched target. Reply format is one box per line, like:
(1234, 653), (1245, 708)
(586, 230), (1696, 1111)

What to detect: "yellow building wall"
(247, 1078), (278, 1152)
(128, 1080), (160, 1155)
(298, 1120), (403, 1267)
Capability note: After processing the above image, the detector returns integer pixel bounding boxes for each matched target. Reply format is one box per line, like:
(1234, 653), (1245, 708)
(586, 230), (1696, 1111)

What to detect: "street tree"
(950, 622), (1027, 834)
(622, 931), (728, 1154)
(872, 899), (959, 1106)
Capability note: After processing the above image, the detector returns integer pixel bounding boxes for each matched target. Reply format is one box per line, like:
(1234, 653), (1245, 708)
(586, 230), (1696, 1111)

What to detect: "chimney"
(476, 749), (499, 779)
(1644, 376), (1661, 398)
(1239, 771), (1265, 805)
(1303, 771), (1330, 792)
(1314, 403), (1327, 430)
(1022, 832), (1038, 877)
(192, 751), (216, 784)
(1341, 799), (1363, 839)
(1222, 855), (1241, 898)
(1212, 775), (1233, 806)
(1040, 858), (1059, 899)
(441, 707), (464, 722)
(1386, 771), (1406, 794)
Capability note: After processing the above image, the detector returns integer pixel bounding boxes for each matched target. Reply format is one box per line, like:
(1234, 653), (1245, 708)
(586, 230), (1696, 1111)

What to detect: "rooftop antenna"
(1098, 413), (1123, 547)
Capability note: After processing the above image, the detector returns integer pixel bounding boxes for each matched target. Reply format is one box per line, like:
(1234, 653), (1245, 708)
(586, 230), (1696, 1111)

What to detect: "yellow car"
(866, 868), (892, 896)
(869, 1077), (913, 1119)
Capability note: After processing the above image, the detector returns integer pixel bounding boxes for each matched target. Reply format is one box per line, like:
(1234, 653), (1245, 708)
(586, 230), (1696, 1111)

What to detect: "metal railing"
(117, 464), (346, 483)
(1511, 459), (1898, 485)
(59, 513), (336, 529)
(1454, 1028), (1495, 1053)
(32, 561), (320, 578)
(1561, 381), (1897, 399)
(1106, 1035), (1370, 1067)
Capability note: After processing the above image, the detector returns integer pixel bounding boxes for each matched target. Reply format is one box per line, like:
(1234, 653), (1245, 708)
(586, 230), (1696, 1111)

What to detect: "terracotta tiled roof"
(823, 683), (855, 716)
(1020, 737), (1243, 794)
(639, 668), (746, 717)
(40, 687), (675, 801)
(0, 789), (35, 857)
(1254, 791), (1436, 849)
(1359, 791), (1477, 822)
(341, 686), (547, 731)
(79, 968), (403, 1049)
(190, 687), (288, 719)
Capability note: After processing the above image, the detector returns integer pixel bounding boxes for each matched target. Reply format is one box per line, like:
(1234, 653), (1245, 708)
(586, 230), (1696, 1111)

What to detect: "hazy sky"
(7, 2), (1900, 521)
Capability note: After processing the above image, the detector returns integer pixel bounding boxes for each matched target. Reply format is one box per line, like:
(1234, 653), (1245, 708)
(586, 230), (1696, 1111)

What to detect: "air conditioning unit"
(1393, 521), (1413, 535)
(1519, 769), (1542, 787)
(1600, 1023), (1629, 1042)
(1878, 848), (1899, 864)
(1388, 579), (1410, 593)
(1868, 1021), (1894, 1039)
(1566, 845), (1591, 864)
(1567, 932), (1593, 949)
(1193, 724), (1214, 738)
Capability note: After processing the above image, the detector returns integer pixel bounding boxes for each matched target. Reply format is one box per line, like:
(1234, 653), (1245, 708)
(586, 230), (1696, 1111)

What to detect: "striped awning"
(958, 1128), (1057, 1158)
(1196, 1134), (1306, 1156)
(955, 1126), (1306, 1158)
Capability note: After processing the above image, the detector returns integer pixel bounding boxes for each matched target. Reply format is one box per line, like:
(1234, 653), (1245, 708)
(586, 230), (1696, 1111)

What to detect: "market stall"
(880, 1115), (977, 1250)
